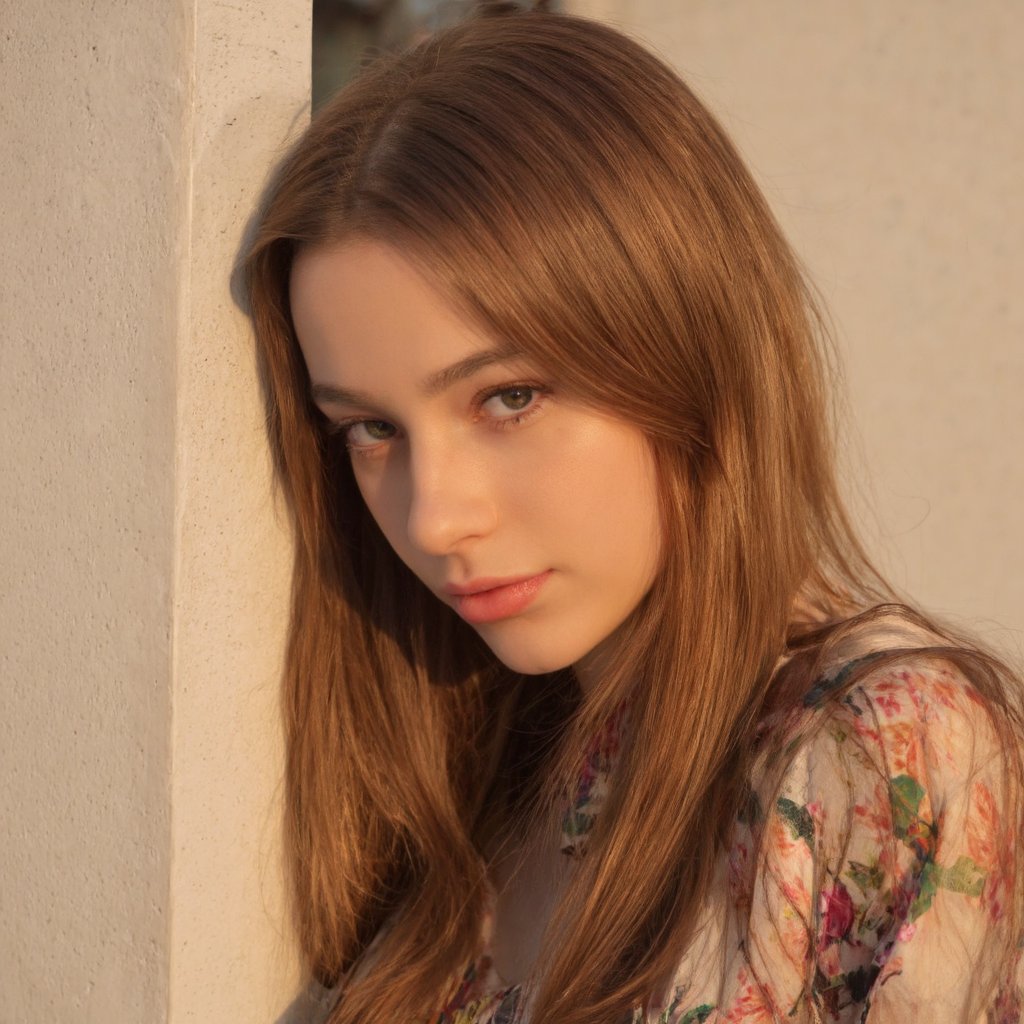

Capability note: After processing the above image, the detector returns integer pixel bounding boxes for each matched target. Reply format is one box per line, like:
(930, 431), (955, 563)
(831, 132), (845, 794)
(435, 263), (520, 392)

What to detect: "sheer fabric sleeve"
(736, 658), (1024, 1023)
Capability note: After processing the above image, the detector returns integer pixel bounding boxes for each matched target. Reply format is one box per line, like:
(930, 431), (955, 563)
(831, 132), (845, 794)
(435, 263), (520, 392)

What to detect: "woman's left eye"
(479, 384), (547, 423)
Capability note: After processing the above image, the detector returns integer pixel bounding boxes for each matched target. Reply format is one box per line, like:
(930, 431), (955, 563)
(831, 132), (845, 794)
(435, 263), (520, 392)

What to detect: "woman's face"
(290, 239), (662, 683)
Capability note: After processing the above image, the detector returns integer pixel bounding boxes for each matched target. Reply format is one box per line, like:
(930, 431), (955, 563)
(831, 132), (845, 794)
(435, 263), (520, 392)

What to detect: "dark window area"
(312, 0), (560, 108)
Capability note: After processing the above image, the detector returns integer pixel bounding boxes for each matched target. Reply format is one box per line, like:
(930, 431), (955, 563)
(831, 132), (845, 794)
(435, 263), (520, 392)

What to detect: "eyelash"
(328, 381), (551, 458)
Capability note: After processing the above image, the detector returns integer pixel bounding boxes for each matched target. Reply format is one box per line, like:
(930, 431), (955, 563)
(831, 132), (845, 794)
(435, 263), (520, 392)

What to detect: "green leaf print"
(889, 774), (926, 841)
(801, 650), (889, 708)
(846, 858), (886, 898)
(942, 855), (986, 897)
(908, 859), (941, 921)
(777, 796), (815, 849)
(564, 810), (595, 839)
(640, 985), (714, 1024)
(678, 1006), (715, 1024)
(827, 722), (849, 744)
(908, 855), (987, 921)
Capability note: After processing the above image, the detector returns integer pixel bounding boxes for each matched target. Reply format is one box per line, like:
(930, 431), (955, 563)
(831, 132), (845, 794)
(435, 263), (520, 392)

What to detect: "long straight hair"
(245, 8), (1024, 1022)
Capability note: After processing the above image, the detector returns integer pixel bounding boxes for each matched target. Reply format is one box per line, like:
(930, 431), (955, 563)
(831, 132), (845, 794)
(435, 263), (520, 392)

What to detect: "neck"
(572, 634), (621, 699)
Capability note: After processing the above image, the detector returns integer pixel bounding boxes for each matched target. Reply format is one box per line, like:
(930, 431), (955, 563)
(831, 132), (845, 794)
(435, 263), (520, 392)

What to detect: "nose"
(405, 437), (498, 556)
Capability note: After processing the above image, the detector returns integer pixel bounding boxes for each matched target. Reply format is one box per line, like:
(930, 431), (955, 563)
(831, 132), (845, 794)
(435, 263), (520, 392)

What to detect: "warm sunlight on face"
(290, 239), (663, 683)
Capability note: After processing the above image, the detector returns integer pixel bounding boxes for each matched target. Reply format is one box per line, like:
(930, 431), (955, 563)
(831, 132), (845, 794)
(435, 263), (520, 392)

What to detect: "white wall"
(0, 0), (186, 1017)
(168, 0), (309, 1020)
(572, 0), (1024, 659)
(0, 0), (309, 1020)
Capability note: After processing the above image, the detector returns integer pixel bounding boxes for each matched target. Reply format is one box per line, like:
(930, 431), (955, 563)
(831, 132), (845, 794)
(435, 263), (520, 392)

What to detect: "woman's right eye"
(343, 419), (397, 452)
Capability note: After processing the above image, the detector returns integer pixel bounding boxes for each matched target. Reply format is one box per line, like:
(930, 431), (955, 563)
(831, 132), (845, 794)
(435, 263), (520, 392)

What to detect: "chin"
(477, 630), (581, 676)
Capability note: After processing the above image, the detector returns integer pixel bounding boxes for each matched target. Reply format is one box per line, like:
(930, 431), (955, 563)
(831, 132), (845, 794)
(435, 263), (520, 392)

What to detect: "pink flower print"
(967, 780), (1000, 872)
(853, 779), (896, 842)
(875, 693), (902, 718)
(880, 721), (924, 778)
(876, 952), (904, 986)
(728, 836), (753, 905)
(850, 716), (882, 747)
(723, 968), (776, 1023)
(985, 882), (1006, 922)
(817, 941), (843, 981)
(962, 681), (987, 709)
(928, 678), (960, 709)
(890, 874), (913, 922)
(818, 880), (855, 948)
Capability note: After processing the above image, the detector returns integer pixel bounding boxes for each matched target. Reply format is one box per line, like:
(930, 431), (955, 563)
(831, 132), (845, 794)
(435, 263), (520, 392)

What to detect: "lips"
(445, 570), (552, 624)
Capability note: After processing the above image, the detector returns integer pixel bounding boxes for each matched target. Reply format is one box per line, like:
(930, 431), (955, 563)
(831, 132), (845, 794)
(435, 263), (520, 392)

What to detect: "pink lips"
(445, 571), (552, 624)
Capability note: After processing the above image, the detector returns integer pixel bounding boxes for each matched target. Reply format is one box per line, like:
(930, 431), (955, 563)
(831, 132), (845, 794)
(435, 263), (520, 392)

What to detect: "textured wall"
(572, 0), (1024, 657)
(0, 0), (308, 1020)
(0, 0), (186, 1019)
(168, 0), (307, 1019)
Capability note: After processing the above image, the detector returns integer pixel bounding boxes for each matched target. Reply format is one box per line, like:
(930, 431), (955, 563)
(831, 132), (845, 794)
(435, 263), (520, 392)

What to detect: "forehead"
(289, 238), (505, 385)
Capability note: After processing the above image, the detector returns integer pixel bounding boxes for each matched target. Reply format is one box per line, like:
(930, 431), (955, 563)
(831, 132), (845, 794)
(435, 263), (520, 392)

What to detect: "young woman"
(246, 5), (1024, 1022)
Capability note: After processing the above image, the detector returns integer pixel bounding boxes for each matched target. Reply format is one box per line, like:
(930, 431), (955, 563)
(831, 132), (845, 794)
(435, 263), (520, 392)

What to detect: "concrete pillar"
(572, 0), (1024, 656)
(0, 1), (309, 1020)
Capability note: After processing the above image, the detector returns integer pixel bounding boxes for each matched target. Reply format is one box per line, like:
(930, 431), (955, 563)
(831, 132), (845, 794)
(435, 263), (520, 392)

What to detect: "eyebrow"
(309, 349), (525, 408)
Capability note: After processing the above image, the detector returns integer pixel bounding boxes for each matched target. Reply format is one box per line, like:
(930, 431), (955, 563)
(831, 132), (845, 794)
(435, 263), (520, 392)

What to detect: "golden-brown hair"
(245, 8), (1024, 1022)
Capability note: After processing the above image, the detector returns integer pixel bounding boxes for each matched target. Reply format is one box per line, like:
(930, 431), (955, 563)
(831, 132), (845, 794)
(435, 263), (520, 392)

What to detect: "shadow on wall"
(275, 978), (340, 1024)
(313, 0), (562, 107)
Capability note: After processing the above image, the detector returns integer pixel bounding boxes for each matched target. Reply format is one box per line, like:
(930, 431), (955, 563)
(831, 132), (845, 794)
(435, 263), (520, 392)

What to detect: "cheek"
(537, 423), (662, 572)
(349, 462), (407, 552)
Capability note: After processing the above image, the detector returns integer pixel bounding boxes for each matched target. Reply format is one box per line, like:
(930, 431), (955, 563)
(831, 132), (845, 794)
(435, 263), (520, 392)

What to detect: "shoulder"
(763, 651), (1013, 797)
(753, 651), (1020, 869)
(734, 650), (1024, 1018)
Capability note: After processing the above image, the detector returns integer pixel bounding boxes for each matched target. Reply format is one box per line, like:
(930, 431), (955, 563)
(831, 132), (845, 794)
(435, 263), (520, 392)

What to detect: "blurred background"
(313, 0), (562, 105)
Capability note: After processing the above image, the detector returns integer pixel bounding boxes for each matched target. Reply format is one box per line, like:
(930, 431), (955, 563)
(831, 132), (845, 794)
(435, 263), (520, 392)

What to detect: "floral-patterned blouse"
(291, 654), (1024, 1024)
